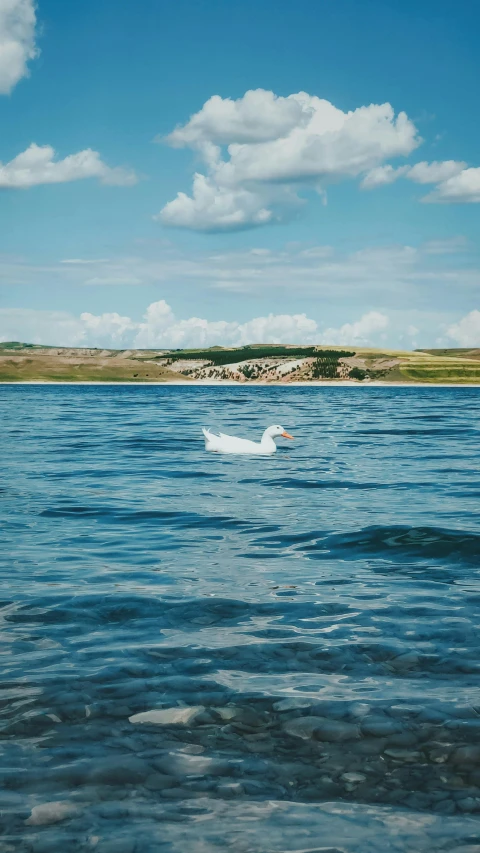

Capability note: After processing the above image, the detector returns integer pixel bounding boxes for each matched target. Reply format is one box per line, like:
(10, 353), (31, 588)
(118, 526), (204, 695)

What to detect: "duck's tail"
(203, 427), (219, 452)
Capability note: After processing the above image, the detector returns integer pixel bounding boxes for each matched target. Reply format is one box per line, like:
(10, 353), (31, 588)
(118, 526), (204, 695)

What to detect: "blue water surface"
(1, 385), (480, 852)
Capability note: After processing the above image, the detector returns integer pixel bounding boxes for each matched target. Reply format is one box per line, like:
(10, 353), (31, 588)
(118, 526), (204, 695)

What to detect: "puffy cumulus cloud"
(233, 312), (317, 347)
(0, 0), (38, 94)
(422, 167), (480, 204)
(79, 311), (137, 345)
(361, 158), (480, 204)
(220, 104), (417, 185)
(165, 89), (306, 148)
(406, 160), (466, 185)
(446, 310), (480, 346)
(0, 143), (138, 188)
(156, 172), (274, 232)
(319, 311), (389, 346)
(158, 89), (420, 231)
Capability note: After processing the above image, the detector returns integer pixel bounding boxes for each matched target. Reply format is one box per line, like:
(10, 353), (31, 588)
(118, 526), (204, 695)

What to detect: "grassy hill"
(416, 347), (480, 360)
(0, 342), (479, 383)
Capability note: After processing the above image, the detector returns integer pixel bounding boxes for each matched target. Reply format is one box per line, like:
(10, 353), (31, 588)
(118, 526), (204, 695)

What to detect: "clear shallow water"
(1, 385), (480, 853)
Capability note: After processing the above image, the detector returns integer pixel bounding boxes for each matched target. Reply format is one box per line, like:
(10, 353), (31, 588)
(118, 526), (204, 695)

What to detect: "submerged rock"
(384, 748), (421, 762)
(361, 717), (402, 737)
(152, 751), (219, 777)
(313, 719), (359, 742)
(451, 746), (480, 765)
(273, 698), (314, 712)
(283, 715), (359, 742)
(128, 706), (204, 726)
(216, 782), (244, 797)
(89, 757), (150, 785)
(456, 797), (479, 812)
(25, 801), (79, 826)
(283, 716), (327, 740)
(144, 773), (176, 791)
(341, 772), (366, 784)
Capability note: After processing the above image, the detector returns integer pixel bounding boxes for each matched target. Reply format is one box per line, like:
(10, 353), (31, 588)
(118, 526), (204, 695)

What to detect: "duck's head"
(266, 425), (294, 440)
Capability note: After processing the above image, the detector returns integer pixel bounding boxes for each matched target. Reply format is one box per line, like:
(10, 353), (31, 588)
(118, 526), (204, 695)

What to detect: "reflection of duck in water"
(202, 424), (294, 455)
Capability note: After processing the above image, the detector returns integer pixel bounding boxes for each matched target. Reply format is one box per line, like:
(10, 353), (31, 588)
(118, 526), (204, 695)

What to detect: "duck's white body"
(202, 425), (293, 456)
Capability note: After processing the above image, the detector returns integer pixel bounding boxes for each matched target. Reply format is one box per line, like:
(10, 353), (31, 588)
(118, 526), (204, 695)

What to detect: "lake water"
(1, 384), (480, 853)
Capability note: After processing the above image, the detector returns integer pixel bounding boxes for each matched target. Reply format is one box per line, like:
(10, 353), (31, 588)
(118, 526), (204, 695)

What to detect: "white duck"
(202, 424), (294, 455)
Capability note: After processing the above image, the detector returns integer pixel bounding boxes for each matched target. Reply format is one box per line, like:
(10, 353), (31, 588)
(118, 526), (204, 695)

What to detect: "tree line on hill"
(163, 346), (355, 367)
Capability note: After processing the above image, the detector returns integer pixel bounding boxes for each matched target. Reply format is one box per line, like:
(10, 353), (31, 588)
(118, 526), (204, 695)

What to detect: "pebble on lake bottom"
(128, 707), (205, 726)
(25, 801), (80, 826)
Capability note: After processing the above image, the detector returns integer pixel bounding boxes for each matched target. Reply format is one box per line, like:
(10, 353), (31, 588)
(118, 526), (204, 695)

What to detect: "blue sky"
(1, 0), (479, 349)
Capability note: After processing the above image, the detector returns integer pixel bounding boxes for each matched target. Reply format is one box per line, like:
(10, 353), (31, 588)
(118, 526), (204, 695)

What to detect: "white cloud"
(97, 302), (321, 349)
(0, 299), (321, 349)
(0, 299), (398, 349)
(80, 310), (137, 344)
(231, 312), (318, 347)
(320, 311), (389, 346)
(164, 93), (480, 216)
(0, 143), (138, 188)
(165, 89), (306, 148)
(422, 167), (480, 204)
(159, 89), (420, 231)
(361, 158), (480, 204)
(2, 289), (474, 352)
(406, 160), (466, 184)
(361, 160), (466, 191)
(156, 172), (274, 231)
(360, 165), (408, 189)
(0, 299), (396, 350)
(216, 102), (418, 184)
(446, 310), (480, 346)
(0, 0), (38, 94)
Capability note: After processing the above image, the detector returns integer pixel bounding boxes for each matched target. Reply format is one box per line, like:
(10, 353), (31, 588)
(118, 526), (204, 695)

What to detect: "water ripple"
(1, 385), (480, 851)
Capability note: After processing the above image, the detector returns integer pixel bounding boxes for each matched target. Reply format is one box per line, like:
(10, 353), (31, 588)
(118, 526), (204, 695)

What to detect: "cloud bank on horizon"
(0, 238), (477, 348)
(158, 89), (480, 231)
(0, 301), (389, 349)
(1, 300), (478, 350)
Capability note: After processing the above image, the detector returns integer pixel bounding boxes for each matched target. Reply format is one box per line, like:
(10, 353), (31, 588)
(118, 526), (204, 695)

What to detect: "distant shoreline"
(2, 380), (479, 388)
(2, 344), (479, 385)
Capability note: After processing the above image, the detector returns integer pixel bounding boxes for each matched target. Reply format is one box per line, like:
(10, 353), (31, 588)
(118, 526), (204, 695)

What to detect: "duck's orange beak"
(282, 431), (294, 439)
